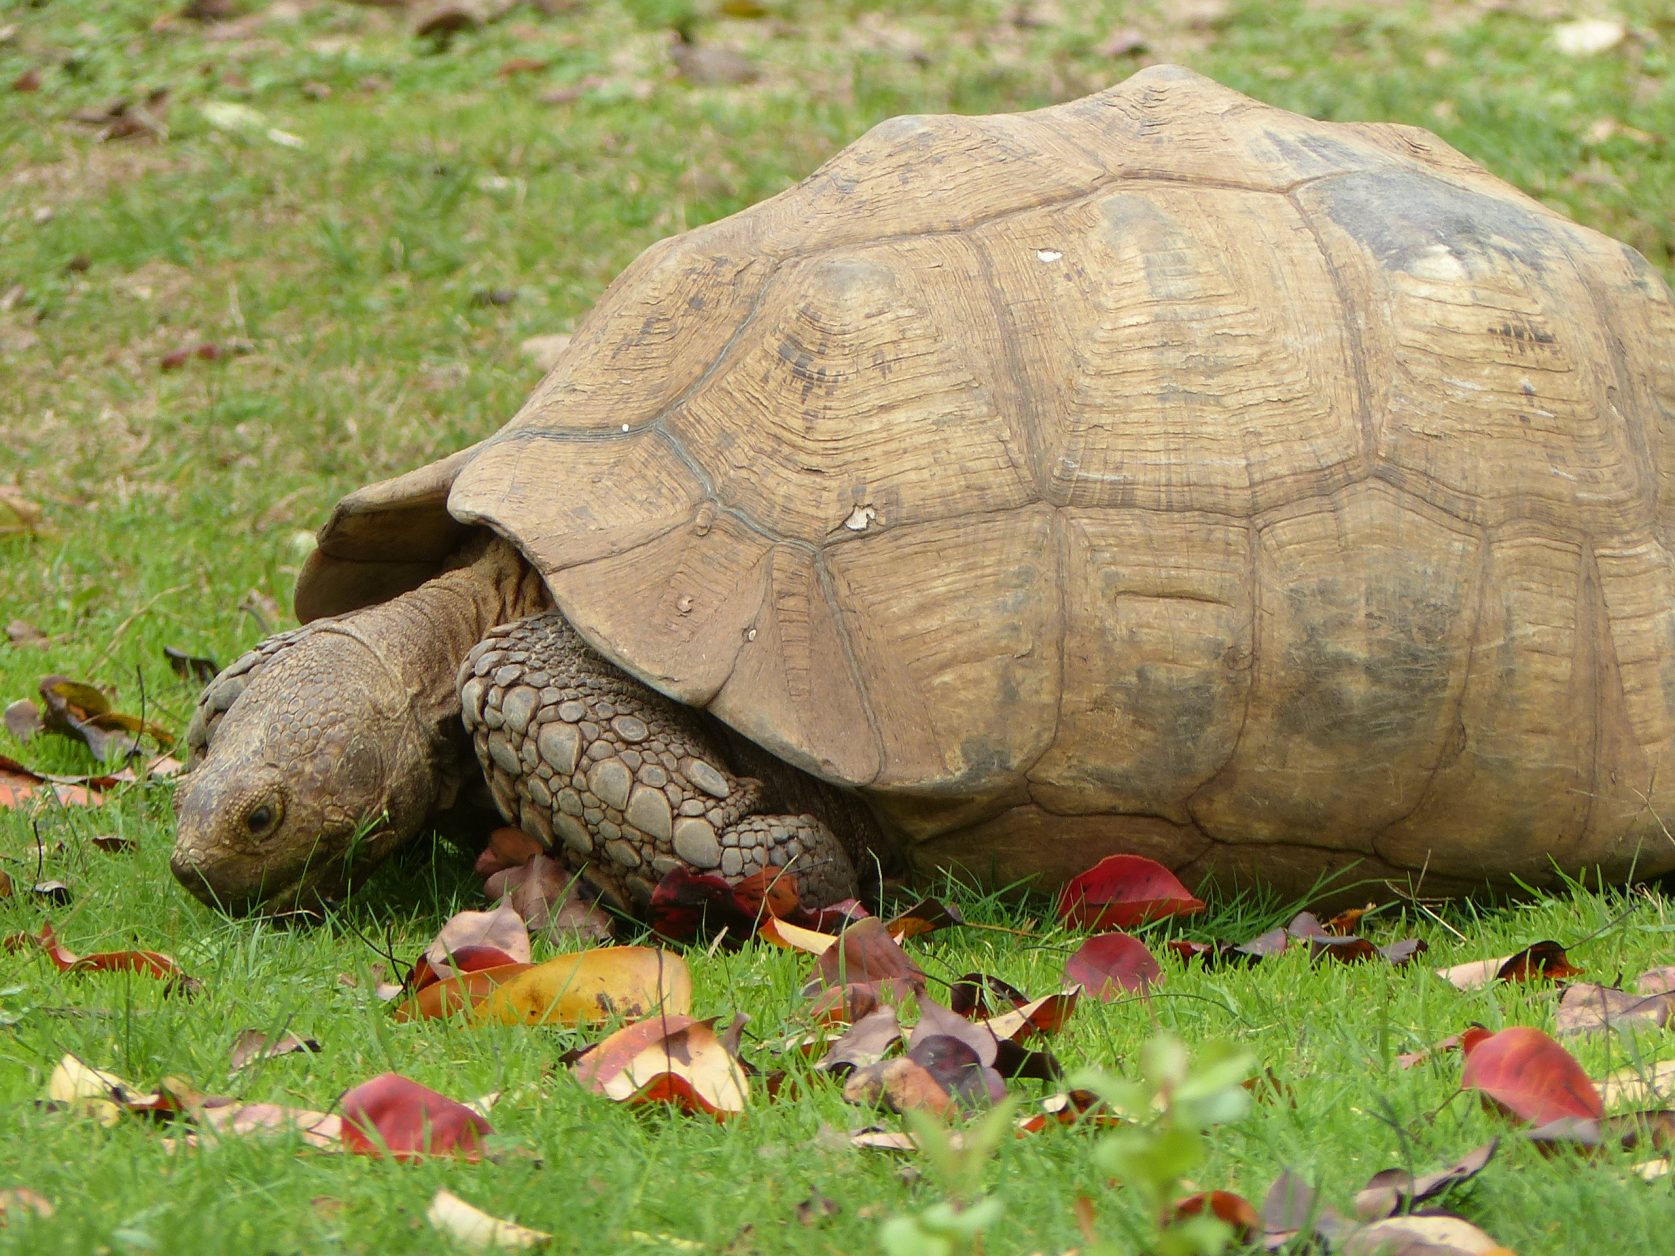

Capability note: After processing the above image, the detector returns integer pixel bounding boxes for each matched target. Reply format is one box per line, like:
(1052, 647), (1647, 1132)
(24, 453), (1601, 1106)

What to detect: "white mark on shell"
(843, 503), (877, 532)
(676, 594), (694, 614)
(1036, 249), (1062, 263)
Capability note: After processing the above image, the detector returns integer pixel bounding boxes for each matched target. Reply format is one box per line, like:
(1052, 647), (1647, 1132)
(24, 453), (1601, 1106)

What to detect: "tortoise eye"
(246, 802), (278, 835)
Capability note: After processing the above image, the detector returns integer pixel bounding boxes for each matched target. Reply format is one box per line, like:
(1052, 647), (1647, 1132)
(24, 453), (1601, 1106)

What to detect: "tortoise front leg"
(459, 612), (858, 911)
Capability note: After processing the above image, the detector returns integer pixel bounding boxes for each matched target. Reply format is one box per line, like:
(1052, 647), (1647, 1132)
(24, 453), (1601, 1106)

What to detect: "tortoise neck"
(344, 532), (550, 808)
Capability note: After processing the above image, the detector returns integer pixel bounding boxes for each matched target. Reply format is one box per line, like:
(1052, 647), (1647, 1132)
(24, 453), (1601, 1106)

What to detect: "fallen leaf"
(3, 699), (41, 741)
(6, 620), (50, 647)
(812, 916), (926, 993)
(1168, 1191), (1259, 1244)
(393, 963), (532, 1021)
(1552, 17), (1626, 57)
(819, 1006), (903, 1074)
(6, 920), (195, 990)
(887, 897), (964, 940)
(981, 990), (1078, 1043)
(1057, 853), (1204, 929)
(0, 1187), (53, 1221)
(475, 826), (545, 878)
(948, 972), (1030, 1019)
(1598, 1059), (1675, 1108)
(575, 1014), (749, 1119)
(428, 1189), (550, 1249)
(1556, 982), (1675, 1037)
(1437, 940), (1580, 990)
(1461, 1026), (1603, 1125)
(162, 645), (218, 685)
(1064, 932), (1161, 999)
(842, 1055), (954, 1116)
(473, 946), (690, 1025)
(228, 1029), (321, 1072)
(339, 1073), (491, 1161)
(423, 902), (531, 978)
(197, 1098), (342, 1150)
(1354, 1140), (1498, 1221)
(0, 754), (103, 809)
(1342, 1213), (1511, 1255)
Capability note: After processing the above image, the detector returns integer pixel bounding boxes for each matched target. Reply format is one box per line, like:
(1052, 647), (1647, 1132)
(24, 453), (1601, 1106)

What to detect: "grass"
(2, 0), (1673, 1251)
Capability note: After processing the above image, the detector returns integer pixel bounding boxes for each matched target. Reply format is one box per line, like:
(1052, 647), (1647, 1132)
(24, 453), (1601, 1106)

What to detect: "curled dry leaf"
(1057, 853), (1204, 929)
(1015, 1089), (1121, 1133)
(339, 1072), (491, 1161)
(423, 901), (531, 979)
(5, 920), (196, 991)
(0, 754), (103, 809)
(819, 1006), (903, 1074)
(475, 826), (546, 878)
(197, 1099), (342, 1150)
(1354, 1140), (1497, 1221)
(428, 1189), (551, 1250)
(811, 916), (926, 993)
(1341, 1212), (1512, 1255)
(228, 1029), (321, 1072)
(575, 1014), (749, 1119)
(473, 946), (691, 1026)
(1064, 932), (1161, 999)
(981, 990), (1078, 1043)
(1598, 1058), (1675, 1109)
(1555, 982), (1675, 1037)
(1460, 1026), (1603, 1126)
(1436, 940), (1580, 990)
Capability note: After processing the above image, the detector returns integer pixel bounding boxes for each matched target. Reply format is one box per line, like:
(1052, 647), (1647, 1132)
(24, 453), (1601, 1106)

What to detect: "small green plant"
(1075, 1033), (1257, 1256)
(878, 1100), (1016, 1256)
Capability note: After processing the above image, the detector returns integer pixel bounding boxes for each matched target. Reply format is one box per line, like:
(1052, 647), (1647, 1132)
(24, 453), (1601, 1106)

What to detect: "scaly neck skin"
(349, 533), (551, 805)
(170, 532), (550, 915)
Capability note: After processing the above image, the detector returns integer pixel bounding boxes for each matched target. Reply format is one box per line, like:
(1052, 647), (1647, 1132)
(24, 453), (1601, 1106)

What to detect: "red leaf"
(1460, 1026), (1604, 1125)
(5, 920), (192, 987)
(338, 1073), (490, 1161)
(1169, 1191), (1260, 1243)
(812, 917), (926, 992)
(1064, 933), (1161, 999)
(1057, 854), (1204, 929)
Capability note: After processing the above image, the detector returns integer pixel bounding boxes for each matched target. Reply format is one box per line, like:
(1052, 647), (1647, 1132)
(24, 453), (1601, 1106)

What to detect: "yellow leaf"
(426, 1189), (550, 1250)
(46, 1054), (137, 1127)
(472, 946), (690, 1026)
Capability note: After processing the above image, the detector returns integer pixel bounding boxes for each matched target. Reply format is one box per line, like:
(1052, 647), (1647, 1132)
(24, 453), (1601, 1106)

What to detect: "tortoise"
(171, 64), (1675, 918)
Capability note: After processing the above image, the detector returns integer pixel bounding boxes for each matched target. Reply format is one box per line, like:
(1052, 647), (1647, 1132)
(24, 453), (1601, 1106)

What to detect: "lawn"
(2, 1), (1673, 1252)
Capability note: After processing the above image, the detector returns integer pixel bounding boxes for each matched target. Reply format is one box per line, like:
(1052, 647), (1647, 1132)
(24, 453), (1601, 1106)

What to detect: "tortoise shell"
(295, 65), (1675, 896)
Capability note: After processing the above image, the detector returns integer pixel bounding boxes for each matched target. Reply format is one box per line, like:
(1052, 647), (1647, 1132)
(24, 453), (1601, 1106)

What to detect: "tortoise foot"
(460, 611), (859, 911)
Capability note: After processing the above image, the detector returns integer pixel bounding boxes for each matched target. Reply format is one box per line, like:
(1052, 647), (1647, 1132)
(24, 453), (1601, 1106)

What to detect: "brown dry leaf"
(228, 1029), (321, 1072)
(473, 946), (690, 1026)
(1435, 940), (1578, 990)
(0, 486), (43, 535)
(1598, 1059), (1675, 1109)
(427, 1189), (551, 1250)
(197, 1099), (343, 1150)
(575, 1014), (750, 1119)
(1342, 1213), (1513, 1255)
(1354, 1141), (1498, 1221)
(475, 826), (545, 878)
(6, 620), (50, 648)
(812, 916), (926, 993)
(981, 990), (1078, 1043)
(0, 754), (103, 809)
(670, 38), (759, 86)
(819, 1006), (903, 1074)
(423, 902), (531, 978)
(1636, 967), (1675, 997)
(1556, 983), (1675, 1037)
(842, 1055), (954, 1117)
(3, 700), (41, 741)
(0, 1187), (53, 1222)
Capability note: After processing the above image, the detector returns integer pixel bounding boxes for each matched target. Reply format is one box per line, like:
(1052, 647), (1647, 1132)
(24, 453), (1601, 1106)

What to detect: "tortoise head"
(170, 624), (436, 916)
